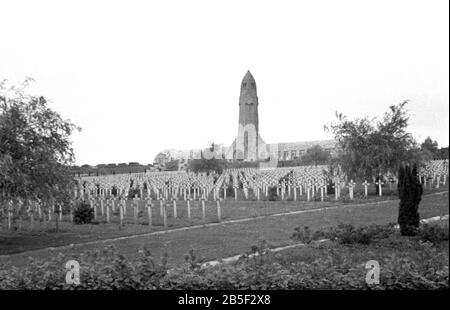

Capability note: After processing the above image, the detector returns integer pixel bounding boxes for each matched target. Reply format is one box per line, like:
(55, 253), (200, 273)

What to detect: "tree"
(301, 145), (331, 166)
(421, 137), (439, 158)
(188, 157), (227, 174)
(325, 100), (420, 180)
(397, 164), (422, 236)
(0, 79), (80, 228)
(419, 137), (449, 160)
(436, 147), (449, 160)
(164, 160), (179, 171)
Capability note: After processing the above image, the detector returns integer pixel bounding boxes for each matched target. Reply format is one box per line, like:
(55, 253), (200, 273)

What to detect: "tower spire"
(234, 70), (262, 161)
(240, 70), (257, 97)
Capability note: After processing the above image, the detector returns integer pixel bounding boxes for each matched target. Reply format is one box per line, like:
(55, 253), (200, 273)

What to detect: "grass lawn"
(0, 186), (447, 256)
(0, 190), (447, 268)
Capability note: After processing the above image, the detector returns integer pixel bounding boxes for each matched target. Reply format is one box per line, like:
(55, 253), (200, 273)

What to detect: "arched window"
(242, 83), (247, 88)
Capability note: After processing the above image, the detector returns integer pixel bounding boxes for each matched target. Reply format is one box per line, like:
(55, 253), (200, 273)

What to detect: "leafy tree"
(420, 137), (449, 160)
(325, 100), (420, 180)
(164, 160), (179, 171)
(421, 137), (439, 157)
(0, 79), (80, 222)
(301, 145), (331, 166)
(436, 147), (449, 160)
(188, 158), (227, 174)
(277, 146), (330, 168)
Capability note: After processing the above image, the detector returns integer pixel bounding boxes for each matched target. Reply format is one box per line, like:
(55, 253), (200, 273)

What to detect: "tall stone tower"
(233, 70), (264, 161)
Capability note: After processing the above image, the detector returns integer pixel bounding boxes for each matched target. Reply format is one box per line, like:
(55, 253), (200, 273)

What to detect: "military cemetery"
(0, 0), (448, 293)
(1, 70), (448, 291)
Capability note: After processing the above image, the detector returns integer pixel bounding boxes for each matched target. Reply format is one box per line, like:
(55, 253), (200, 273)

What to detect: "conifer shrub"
(267, 186), (278, 201)
(73, 201), (94, 224)
(226, 185), (234, 197)
(128, 187), (141, 199)
(397, 164), (423, 236)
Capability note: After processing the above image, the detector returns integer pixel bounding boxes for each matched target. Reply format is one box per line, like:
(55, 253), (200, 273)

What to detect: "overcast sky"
(1, 0), (448, 166)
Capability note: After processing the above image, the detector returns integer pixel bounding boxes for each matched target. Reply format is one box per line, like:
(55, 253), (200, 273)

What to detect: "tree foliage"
(301, 145), (331, 166)
(0, 79), (80, 203)
(277, 145), (331, 167)
(164, 160), (179, 171)
(420, 137), (448, 160)
(421, 137), (439, 155)
(436, 147), (449, 160)
(188, 158), (227, 174)
(326, 100), (422, 180)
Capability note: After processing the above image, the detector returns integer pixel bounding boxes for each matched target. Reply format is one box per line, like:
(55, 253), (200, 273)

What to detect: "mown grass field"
(0, 190), (447, 268)
(0, 187), (447, 256)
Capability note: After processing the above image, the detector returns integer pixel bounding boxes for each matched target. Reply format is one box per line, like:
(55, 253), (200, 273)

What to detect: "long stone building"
(154, 71), (337, 167)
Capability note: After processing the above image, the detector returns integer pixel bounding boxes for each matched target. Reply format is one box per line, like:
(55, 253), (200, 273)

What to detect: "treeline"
(71, 162), (156, 176)
(420, 137), (448, 160)
(178, 146), (330, 174)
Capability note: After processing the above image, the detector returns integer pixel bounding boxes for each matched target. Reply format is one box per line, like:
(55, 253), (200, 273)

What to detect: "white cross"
(347, 180), (356, 200)
(362, 180), (370, 197)
(375, 178), (383, 197)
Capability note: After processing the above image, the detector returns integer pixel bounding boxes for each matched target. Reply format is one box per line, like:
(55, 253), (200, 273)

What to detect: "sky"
(0, 0), (448, 166)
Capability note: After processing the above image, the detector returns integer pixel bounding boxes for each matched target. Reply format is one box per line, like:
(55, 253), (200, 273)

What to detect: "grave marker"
(146, 198), (152, 228)
(216, 198), (221, 222)
(362, 180), (370, 197)
(375, 178), (383, 197)
(201, 197), (206, 221)
(348, 180), (355, 200)
(187, 197), (192, 219)
(172, 198), (177, 218)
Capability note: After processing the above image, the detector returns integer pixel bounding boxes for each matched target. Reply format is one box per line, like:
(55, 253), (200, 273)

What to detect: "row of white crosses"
(79, 165), (335, 204)
(1, 196), (75, 230)
(289, 166), (329, 201)
(418, 160), (449, 189)
(76, 160), (449, 210)
(77, 171), (225, 227)
(220, 166), (332, 202)
(83, 191), (225, 228)
(78, 170), (218, 202)
(334, 177), (381, 199)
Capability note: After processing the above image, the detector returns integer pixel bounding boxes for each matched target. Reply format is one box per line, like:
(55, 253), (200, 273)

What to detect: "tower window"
(242, 83), (247, 88)
(251, 82), (256, 88)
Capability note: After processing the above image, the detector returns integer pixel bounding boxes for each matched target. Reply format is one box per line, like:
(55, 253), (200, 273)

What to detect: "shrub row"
(292, 223), (449, 245)
(0, 225), (447, 290)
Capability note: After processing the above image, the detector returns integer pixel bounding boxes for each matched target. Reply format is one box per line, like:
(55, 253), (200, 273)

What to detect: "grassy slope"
(0, 191), (447, 268)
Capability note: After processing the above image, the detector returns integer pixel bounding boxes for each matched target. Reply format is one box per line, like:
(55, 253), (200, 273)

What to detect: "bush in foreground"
(417, 224), (449, 243)
(0, 221), (448, 290)
(292, 223), (397, 245)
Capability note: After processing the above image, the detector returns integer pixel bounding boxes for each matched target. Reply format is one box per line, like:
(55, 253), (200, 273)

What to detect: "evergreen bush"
(397, 164), (423, 236)
(73, 201), (94, 224)
(267, 186), (278, 201)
